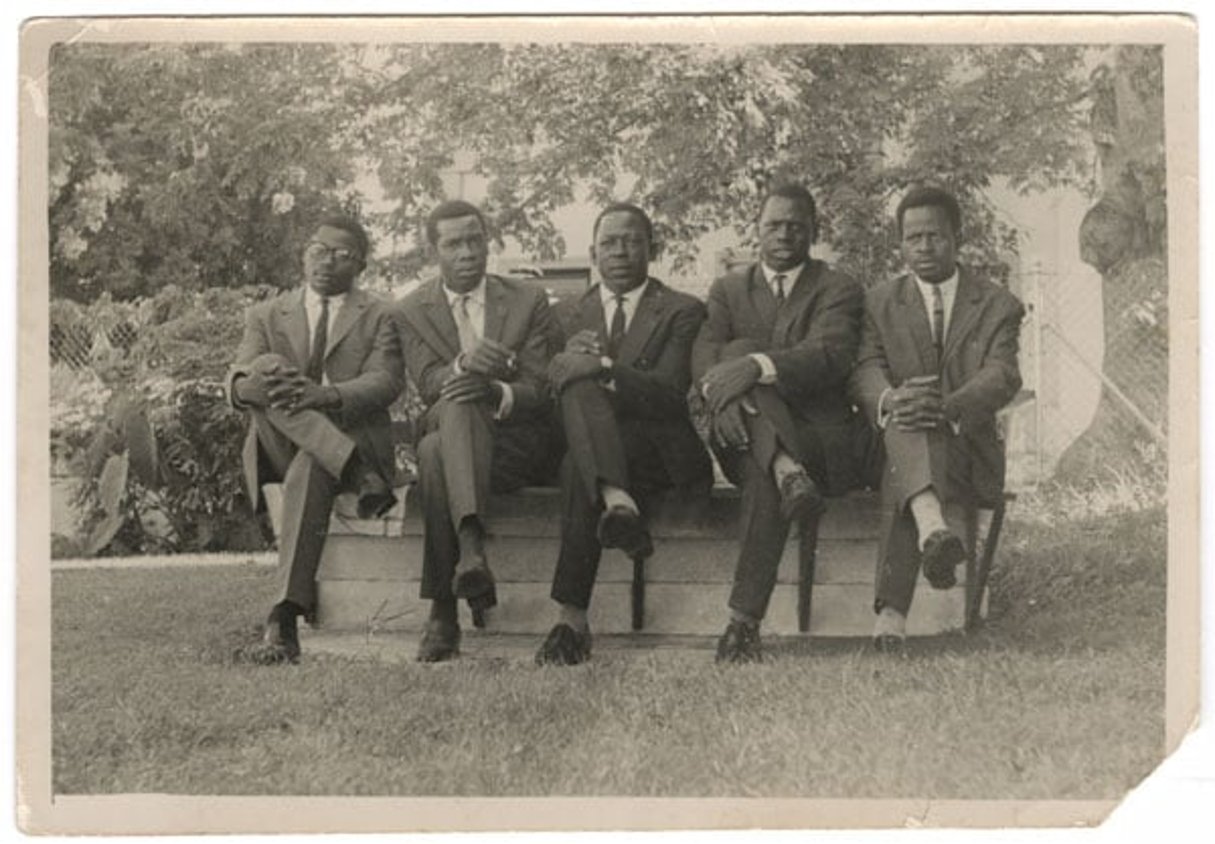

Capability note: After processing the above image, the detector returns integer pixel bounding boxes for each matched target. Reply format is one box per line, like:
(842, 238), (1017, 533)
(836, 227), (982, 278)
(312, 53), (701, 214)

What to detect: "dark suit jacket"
(692, 259), (865, 492)
(395, 274), (555, 424)
(553, 278), (710, 488)
(851, 266), (1025, 507)
(227, 286), (404, 509)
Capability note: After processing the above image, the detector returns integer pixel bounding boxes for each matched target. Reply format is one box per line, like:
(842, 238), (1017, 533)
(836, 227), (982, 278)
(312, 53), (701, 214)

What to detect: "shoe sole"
(598, 510), (653, 558)
(923, 534), (966, 589)
(453, 566), (496, 600)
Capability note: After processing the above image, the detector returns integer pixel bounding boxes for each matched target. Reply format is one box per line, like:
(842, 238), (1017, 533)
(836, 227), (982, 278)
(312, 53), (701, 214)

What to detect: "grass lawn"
(51, 507), (1165, 799)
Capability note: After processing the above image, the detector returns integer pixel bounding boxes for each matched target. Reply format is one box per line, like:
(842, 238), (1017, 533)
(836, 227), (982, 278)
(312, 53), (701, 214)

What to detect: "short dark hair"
(591, 202), (654, 247)
(316, 213), (370, 260)
(758, 183), (818, 232)
(896, 186), (963, 237)
(425, 200), (488, 245)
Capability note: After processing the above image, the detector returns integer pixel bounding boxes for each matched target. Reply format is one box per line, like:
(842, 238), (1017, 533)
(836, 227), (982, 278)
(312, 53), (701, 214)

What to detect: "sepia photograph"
(15, 11), (1199, 835)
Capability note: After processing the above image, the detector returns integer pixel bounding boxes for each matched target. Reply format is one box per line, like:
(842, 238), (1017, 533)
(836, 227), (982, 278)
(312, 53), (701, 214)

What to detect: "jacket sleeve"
(767, 274), (865, 401)
(943, 296), (1025, 428)
(613, 297), (706, 420)
(500, 289), (556, 416)
(690, 277), (732, 384)
(396, 304), (454, 408)
(849, 288), (894, 426)
(226, 303), (272, 411)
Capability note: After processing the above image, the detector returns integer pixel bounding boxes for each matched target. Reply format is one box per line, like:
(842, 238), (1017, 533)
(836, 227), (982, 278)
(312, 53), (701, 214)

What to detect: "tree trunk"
(1055, 46), (1166, 485)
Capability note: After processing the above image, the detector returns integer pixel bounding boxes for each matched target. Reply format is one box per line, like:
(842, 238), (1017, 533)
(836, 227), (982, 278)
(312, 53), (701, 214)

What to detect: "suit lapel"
(941, 267), (984, 364)
(897, 274), (938, 372)
(325, 289), (368, 358)
(419, 278), (462, 359)
(617, 278), (665, 365)
(747, 265), (778, 334)
(576, 285), (607, 344)
(277, 287), (310, 369)
(483, 275), (509, 343)
(772, 261), (817, 346)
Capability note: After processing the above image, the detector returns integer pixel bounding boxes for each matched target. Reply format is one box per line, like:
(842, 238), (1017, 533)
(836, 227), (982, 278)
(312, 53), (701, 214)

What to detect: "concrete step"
(263, 484), (981, 639)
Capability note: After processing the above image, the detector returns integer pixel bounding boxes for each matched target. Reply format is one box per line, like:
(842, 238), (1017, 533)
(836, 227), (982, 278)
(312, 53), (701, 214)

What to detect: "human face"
(591, 211), (651, 295)
(900, 205), (958, 284)
(303, 225), (364, 296)
(433, 215), (489, 294)
(757, 196), (814, 272)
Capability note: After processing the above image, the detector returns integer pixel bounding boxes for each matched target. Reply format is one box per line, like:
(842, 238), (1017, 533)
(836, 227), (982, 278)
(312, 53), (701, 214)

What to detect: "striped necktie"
(931, 283), (945, 363)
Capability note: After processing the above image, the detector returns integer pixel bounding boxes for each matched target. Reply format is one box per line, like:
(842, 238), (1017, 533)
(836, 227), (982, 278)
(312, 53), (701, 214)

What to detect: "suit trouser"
(716, 386), (825, 622)
(874, 425), (976, 616)
(417, 399), (552, 601)
(550, 380), (706, 610)
(250, 406), (358, 613)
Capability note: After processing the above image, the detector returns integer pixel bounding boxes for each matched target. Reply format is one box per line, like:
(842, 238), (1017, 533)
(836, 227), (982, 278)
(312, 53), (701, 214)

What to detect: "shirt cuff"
(876, 386), (893, 430)
(493, 381), (514, 420)
(750, 353), (777, 385)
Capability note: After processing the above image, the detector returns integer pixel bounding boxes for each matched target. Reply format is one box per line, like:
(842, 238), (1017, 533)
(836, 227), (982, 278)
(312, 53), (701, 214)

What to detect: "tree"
(49, 43), (364, 301)
(1057, 45), (1166, 483)
(49, 42), (1097, 302)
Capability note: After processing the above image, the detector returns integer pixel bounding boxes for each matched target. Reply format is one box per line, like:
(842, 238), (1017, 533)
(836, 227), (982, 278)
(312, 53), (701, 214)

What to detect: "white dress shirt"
(599, 277), (650, 337)
(444, 277), (514, 418)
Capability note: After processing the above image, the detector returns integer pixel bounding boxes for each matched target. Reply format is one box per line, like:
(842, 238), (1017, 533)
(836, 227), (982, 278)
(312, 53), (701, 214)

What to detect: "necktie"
(931, 283), (945, 363)
(306, 296), (329, 382)
(772, 273), (786, 305)
(608, 294), (627, 358)
(453, 294), (478, 352)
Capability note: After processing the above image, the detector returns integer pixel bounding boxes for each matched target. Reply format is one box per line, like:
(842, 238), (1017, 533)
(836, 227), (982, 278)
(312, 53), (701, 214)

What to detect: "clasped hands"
(239, 361), (335, 413)
(886, 376), (947, 432)
(548, 329), (607, 393)
(440, 337), (516, 405)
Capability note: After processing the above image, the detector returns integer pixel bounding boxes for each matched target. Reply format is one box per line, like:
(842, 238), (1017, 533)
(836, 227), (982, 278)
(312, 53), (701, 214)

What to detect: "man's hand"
(564, 329), (602, 356)
(460, 337), (517, 380)
(887, 379), (946, 432)
(290, 381), (339, 414)
(440, 371), (503, 406)
(548, 351), (604, 394)
(263, 364), (306, 410)
(710, 400), (751, 450)
(701, 356), (762, 414)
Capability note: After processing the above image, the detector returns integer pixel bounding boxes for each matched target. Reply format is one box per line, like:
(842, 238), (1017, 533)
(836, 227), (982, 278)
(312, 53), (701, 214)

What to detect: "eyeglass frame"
(304, 241), (362, 263)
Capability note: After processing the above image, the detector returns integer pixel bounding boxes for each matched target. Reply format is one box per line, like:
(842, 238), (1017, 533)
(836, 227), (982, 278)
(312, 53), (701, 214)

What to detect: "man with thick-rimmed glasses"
(227, 213), (404, 664)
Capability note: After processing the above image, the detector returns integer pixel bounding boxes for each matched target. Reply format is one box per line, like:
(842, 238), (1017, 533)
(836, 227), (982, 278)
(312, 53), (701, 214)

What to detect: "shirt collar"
(599, 278), (649, 308)
(304, 286), (347, 309)
(761, 262), (805, 288)
(913, 268), (959, 298)
(443, 276), (487, 308)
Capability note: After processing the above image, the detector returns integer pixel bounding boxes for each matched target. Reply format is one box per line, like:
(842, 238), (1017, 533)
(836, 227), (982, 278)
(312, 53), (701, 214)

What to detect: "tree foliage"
(49, 41), (1096, 301)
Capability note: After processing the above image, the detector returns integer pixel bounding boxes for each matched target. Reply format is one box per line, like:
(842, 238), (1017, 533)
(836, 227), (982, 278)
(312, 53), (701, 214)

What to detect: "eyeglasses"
(305, 242), (360, 262)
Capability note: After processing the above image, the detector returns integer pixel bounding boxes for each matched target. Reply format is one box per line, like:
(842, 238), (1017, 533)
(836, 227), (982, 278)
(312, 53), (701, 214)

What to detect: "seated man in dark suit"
(228, 213), (404, 663)
(536, 202), (714, 665)
(851, 186), (1025, 650)
(396, 200), (558, 663)
(692, 184), (865, 663)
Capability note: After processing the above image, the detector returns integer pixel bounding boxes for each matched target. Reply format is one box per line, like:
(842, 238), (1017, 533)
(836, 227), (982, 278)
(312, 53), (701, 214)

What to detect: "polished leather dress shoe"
(872, 606), (907, 654)
(597, 505), (653, 559)
(356, 472), (397, 519)
(534, 623), (593, 666)
(921, 528), (966, 589)
(416, 618), (461, 663)
(715, 619), (764, 664)
(779, 470), (826, 522)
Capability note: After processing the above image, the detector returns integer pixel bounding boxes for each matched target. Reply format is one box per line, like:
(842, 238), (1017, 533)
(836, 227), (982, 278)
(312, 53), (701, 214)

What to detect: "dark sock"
(429, 598), (458, 626)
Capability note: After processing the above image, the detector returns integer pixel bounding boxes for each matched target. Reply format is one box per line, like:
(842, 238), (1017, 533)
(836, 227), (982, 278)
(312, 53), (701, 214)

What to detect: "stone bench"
(263, 484), (999, 638)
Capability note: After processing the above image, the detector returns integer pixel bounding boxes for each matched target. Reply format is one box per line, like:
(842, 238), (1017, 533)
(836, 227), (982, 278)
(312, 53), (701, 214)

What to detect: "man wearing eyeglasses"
(227, 213), (404, 664)
(396, 200), (559, 663)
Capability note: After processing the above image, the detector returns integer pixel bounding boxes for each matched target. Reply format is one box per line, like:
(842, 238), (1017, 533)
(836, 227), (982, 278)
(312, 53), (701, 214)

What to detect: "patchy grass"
(51, 507), (1165, 799)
